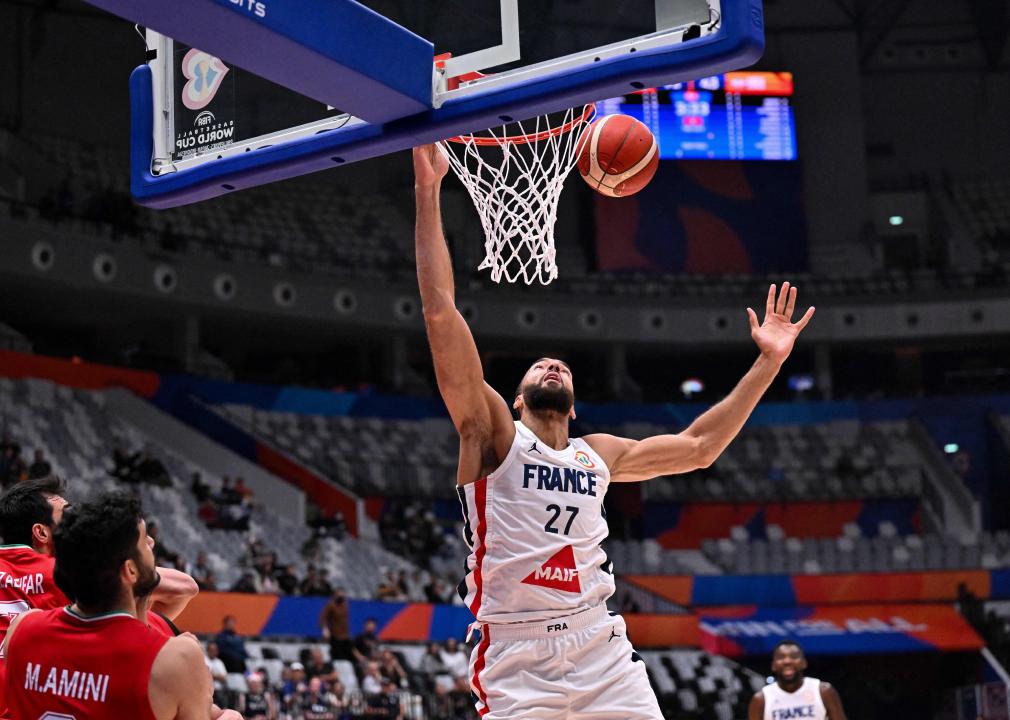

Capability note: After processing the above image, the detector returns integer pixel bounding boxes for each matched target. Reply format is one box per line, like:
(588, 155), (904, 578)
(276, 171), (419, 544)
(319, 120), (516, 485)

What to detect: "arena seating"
(21, 133), (414, 278)
(949, 177), (1010, 264)
(13, 134), (1008, 298)
(217, 404), (458, 499)
(218, 405), (925, 503)
(0, 377), (418, 597)
(700, 524), (1010, 575)
(238, 639), (764, 720)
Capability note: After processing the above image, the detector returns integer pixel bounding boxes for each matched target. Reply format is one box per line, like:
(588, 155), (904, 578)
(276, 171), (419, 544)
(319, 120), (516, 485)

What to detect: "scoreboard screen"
(595, 71), (797, 161)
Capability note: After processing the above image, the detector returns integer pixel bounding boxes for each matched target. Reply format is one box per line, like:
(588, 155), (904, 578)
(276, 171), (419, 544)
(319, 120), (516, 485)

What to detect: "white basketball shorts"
(468, 604), (662, 719)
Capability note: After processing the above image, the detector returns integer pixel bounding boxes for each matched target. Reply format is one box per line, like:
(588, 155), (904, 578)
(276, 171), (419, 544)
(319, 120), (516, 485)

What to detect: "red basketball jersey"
(0, 545), (70, 719)
(147, 611), (177, 639)
(4, 607), (169, 720)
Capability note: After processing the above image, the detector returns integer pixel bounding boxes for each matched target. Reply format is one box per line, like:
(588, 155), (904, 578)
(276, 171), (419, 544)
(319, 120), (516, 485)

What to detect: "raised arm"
(148, 634), (217, 720)
(413, 146), (514, 479)
(151, 567), (200, 620)
(586, 283), (814, 482)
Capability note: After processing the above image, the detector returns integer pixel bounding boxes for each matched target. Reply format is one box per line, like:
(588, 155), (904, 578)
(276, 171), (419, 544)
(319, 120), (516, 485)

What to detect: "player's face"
(771, 644), (806, 681)
(516, 358), (575, 416)
(131, 519), (161, 599)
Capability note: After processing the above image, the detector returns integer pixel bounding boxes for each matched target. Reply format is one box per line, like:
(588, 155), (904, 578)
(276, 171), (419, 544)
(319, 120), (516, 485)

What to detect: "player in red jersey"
(0, 477), (199, 717)
(3, 492), (239, 719)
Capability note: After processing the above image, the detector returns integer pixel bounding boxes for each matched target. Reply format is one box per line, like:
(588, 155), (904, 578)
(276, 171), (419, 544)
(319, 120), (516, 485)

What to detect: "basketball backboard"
(82, 0), (765, 207)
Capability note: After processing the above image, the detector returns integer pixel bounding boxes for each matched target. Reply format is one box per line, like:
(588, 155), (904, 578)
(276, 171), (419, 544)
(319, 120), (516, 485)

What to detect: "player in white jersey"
(749, 641), (848, 720)
(413, 144), (816, 719)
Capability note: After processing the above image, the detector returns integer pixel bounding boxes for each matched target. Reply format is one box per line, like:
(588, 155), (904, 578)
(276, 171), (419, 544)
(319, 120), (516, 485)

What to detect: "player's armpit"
(821, 683), (848, 720)
(747, 692), (765, 720)
(584, 432), (709, 483)
(149, 635), (216, 720)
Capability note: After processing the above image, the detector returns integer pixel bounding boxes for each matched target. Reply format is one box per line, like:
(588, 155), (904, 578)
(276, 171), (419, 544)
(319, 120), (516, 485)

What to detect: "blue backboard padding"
(90, 0), (431, 124)
(129, 0), (766, 207)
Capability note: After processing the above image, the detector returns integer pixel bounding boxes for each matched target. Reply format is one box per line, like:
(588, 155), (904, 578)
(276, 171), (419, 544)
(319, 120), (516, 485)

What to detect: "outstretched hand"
(747, 282), (815, 364)
(413, 144), (450, 188)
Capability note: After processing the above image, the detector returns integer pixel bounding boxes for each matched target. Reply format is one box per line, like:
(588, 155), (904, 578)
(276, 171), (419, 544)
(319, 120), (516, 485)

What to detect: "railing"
(909, 418), (981, 533)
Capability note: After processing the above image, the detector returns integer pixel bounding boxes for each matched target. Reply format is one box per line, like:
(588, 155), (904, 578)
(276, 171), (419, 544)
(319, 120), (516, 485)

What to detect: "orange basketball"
(577, 114), (659, 197)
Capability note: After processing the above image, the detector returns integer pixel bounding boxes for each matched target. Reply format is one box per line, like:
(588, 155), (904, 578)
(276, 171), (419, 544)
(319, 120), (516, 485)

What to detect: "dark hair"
(53, 492), (144, 612)
(772, 640), (804, 657)
(0, 476), (65, 547)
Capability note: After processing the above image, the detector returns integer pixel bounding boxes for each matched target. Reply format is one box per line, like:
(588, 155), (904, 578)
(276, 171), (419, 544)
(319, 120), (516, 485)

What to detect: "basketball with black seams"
(577, 114), (659, 198)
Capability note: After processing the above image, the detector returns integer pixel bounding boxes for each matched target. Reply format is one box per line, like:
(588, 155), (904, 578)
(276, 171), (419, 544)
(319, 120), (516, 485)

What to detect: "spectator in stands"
(439, 637), (468, 680)
(376, 569), (406, 601)
(353, 618), (380, 666)
(256, 553), (281, 594)
(215, 614), (249, 672)
(191, 471), (211, 503)
(320, 588), (352, 661)
(148, 521), (183, 568)
(133, 449), (171, 487)
(310, 508), (347, 541)
(378, 648), (410, 689)
(219, 498), (252, 531)
(198, 496), (221, 528)
(619, 592), (642, 614)
(297, 676), (340, 720)
(218, 476), (242, 506)
(110, 444), (137, 483)
(329, 680), (350, 717)
(231, 570), (260, 593)
(420, 642), (448, 679)
(238, 672), (278, 720)
(204, 641), (229, 706)
(192, 550), (214, 588)
(281, 662), (308, 708)
(427, 684), (456, 720)
(302, 533), (323, 564)
(0, 444), (26, 487)
(27, 449), (51, 479)
(424, 576), (451, 605)
(277, 564), (300, 595)
(234, 476), (254, 501)
(361, 661), (384, 695)
(301, 566), (333, 596)
(404, 570), (426, 602)
(201, 571), (219, 592)
(448, 675), (474, 717)
(304, 647), (339, 687)
(368, 679), (405, 719)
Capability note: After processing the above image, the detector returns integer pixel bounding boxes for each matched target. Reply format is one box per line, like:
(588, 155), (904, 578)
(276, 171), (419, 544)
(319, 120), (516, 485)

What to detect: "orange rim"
(445, 105), (596, 146)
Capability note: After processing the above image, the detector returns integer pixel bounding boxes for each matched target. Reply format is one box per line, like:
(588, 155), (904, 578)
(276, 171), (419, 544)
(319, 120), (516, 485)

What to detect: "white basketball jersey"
(762, 678), (827, 720)
(457, 421), (615, 624)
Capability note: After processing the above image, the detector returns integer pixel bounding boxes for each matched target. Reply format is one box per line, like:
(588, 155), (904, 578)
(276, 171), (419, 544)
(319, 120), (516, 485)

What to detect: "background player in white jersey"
(413, 144), (815, 719)
(750, 641), (848, 720)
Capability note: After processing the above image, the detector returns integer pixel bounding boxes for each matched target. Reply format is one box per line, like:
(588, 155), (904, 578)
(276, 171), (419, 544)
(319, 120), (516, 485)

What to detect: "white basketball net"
(437, 106), (595, 285)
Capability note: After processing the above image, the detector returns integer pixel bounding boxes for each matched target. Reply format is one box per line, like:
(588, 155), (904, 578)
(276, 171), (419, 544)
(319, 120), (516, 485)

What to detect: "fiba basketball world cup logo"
(181, 49), (230, 111)
(175, 48), (236, 158)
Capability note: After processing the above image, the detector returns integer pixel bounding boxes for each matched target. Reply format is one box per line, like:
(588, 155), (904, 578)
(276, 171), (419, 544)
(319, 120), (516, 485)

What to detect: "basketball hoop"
(438, 104), (596, 285)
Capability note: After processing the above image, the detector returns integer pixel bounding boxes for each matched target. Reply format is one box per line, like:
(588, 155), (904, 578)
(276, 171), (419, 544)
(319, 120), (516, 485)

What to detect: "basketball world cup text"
(522, 464), (598, 496)
(23, 663), (110, 703)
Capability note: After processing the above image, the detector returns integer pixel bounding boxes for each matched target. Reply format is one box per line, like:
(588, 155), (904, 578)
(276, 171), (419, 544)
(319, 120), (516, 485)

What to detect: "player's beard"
(522, 382), (574, 416)
(133, 560), (161, 600)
